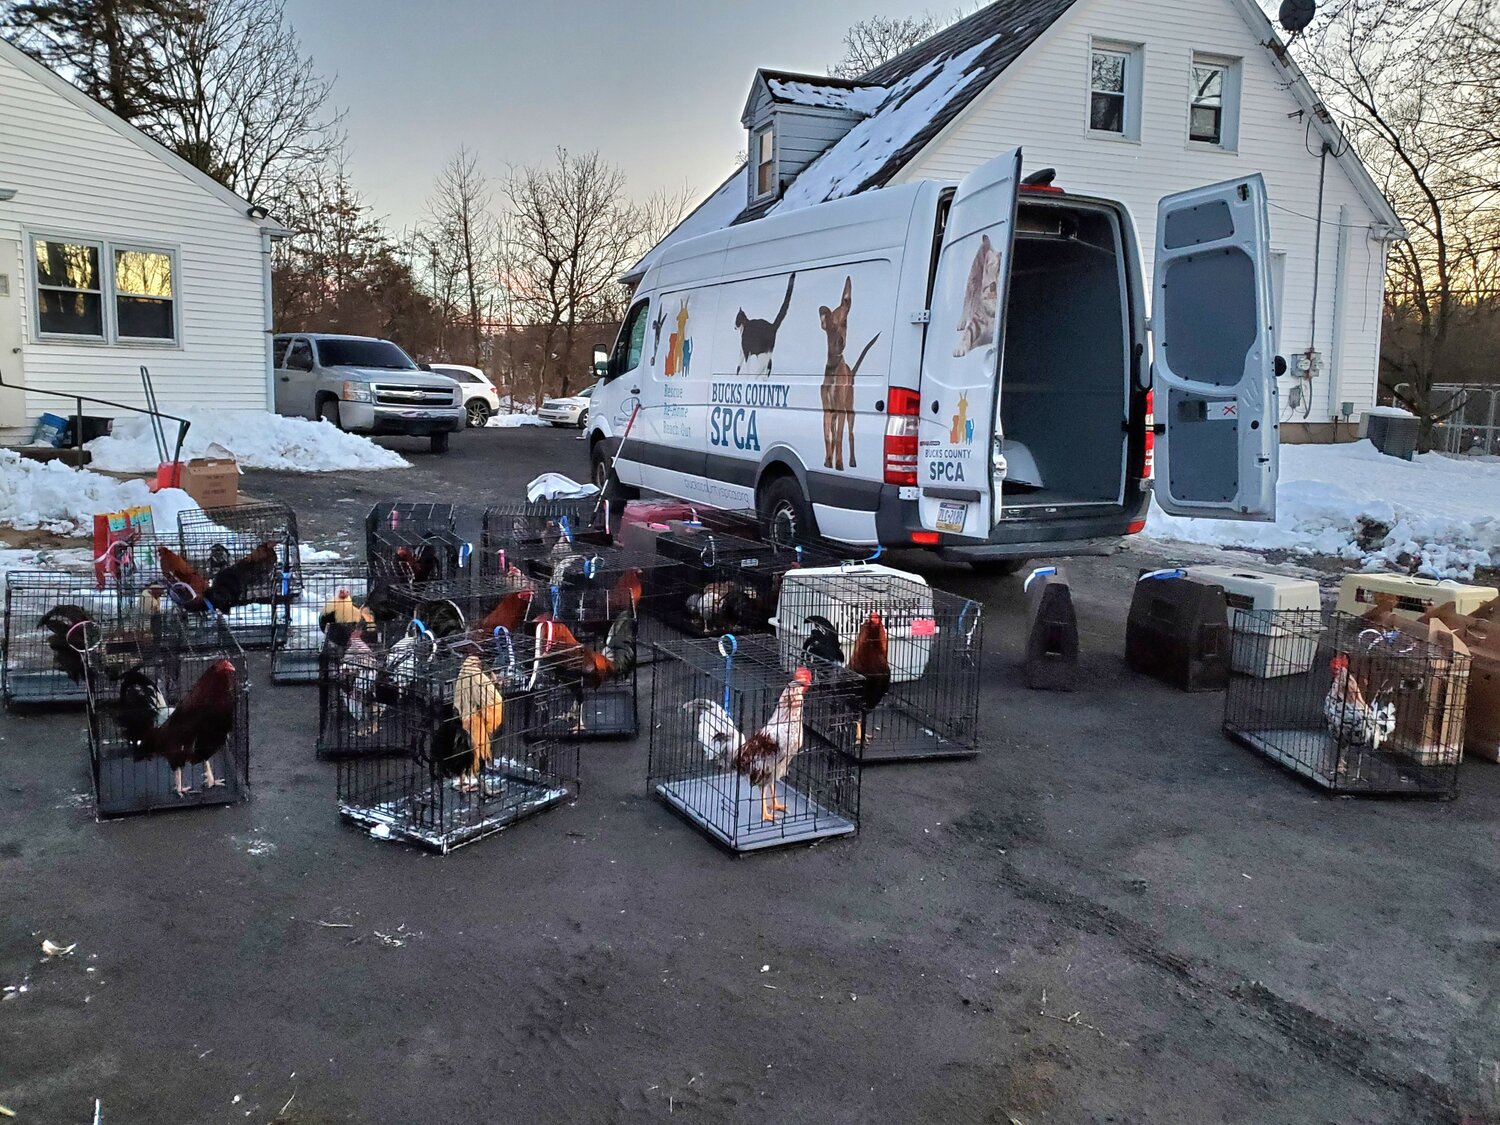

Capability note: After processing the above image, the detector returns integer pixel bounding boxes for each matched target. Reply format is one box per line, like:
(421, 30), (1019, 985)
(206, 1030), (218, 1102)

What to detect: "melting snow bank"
(1146, 441), (1500, 579)
(488, 413), (550, 428)
(0, 449), (200, 537)
(86, 410), (409, 473)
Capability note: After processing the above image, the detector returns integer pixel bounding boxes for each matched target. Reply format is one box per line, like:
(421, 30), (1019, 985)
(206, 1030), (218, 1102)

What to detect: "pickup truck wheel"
(430, 432), (451, 454)
(759, 476), (816, 549)
(318, 399), (342, 431)
(466, 400), (491, 428)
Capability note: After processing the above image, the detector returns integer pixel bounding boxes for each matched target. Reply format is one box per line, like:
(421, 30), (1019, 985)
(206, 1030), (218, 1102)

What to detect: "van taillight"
(884, 388), (921, 486)
(1142, 389), (1156, 481)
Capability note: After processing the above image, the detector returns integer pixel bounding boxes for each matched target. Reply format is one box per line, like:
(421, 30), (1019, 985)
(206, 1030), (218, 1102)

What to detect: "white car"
(538, 385), (594, 428)
(429, 363), (502, 428)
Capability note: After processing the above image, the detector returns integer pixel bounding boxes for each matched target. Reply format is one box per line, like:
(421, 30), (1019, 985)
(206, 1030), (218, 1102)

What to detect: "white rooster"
(1323, 653), (1396, 754)
(680, 668), (812, 823)
(339, 631), (384, 735)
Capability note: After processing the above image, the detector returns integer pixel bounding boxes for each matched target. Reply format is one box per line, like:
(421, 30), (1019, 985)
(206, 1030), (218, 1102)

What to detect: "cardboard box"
(1355, 606), (1471, 766)
(177, 458), (239, 508)
(1422, 602), (1500, 762)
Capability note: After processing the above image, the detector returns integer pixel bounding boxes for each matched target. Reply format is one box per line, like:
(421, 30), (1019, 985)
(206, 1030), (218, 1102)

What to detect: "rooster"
(319, 588), (373, 633)
(476, 588), (536, 636)
(413, 598), (466, 639)
(128, 659), (237, 797)
(847, 612), (891, 746)
(339, 630), (384, 735)
(117, 666), (170, 748)
(682, 667), (813, 823)
(204, 542), (278, 612)
(38, 605), (92, 683)
(534, 610), (636, 731)
(448, 654), (505, 793)
(611, 567), (644, 615)
(1324, 653), (1396, 762)
(688, 580), (762, 634)
(801, 615), (844, 669)
(157, 545), (210, 609)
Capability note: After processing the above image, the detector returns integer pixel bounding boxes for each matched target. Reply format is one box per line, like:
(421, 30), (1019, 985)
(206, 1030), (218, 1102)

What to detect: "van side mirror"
(592, 344), (610, 380)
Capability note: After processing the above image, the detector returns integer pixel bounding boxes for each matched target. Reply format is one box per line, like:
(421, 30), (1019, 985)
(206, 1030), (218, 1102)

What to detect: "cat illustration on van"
(649, 306), (667, 365)
(954, 234), (1000, 357)
(819, 276), (881, 472)
(734, 272), (796, 376)
(665, 300), (692, 377)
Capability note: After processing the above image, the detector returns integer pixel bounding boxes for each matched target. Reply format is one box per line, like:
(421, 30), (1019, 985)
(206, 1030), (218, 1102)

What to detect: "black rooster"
(38, 605), (92, 683)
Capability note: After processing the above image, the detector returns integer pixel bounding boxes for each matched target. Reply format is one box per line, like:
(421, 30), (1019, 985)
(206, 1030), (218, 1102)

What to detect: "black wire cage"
(1223, 610), (1468, 798)
(373, 572), (537, 648)
(336, 633), (580, 853)
(82, 616), (250, 818)
(174, 501), (300, 647)
(771, 564), (983, 763)
(479, 498), (611, 579)
(365, 501), (472, 588)
(270, 565), (374, 685)
(3, 568), (128, 707)
(647, 635), (862, 854)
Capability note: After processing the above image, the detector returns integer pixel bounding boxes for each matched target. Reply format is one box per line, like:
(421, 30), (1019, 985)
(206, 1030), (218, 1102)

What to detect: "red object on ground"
(155, 462), (184, 491)
(622, 501), (700, 527)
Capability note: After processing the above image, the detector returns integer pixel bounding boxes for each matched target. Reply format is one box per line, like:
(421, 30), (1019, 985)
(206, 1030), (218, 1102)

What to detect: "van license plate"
(935, 501), (968, 534)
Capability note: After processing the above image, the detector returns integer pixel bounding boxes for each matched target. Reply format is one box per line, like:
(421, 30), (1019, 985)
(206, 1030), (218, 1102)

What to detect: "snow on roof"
(764, 78), (887, 115)
(776, 36), (997, 212)
(626, 166), (749, 280)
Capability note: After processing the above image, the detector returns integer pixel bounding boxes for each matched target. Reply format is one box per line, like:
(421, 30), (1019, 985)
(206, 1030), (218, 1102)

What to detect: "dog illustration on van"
(734, 272), (796, 376)
(665, 300), (692, 377)
(819, 276), (881, 472)
(954, 234), (1000, 358)
(950, 392), (975, 445)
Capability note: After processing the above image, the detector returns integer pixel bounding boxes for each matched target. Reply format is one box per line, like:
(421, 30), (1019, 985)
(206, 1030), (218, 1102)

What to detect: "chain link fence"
(1431, 384), (1500, 455)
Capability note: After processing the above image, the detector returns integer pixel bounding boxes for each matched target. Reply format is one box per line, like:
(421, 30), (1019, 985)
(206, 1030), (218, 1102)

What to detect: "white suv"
(429, 364), (502, 428)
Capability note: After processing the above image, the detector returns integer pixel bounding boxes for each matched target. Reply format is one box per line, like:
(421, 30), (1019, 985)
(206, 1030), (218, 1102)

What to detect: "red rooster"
(682, 667), (812, 823)
(534, 611), (636, 730)
(157, 545), (210, 608)
(155, 542), (277, 613)
(847, 611), (891, 746)
(127, 659), (237, 797)
(477, 588), (536, 636)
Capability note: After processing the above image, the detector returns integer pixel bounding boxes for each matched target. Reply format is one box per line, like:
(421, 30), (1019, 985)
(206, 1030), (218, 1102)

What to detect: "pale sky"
(280, 0), (930, 230)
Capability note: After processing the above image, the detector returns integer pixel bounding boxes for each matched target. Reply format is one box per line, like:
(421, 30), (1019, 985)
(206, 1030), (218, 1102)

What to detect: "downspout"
(260, 227), (275, 409)
(1325, 203), (1351, 433)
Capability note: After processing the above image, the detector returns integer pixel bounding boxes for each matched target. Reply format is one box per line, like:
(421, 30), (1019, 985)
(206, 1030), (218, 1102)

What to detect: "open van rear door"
(916, 148), (1021, 541)
(1152, 175), (1278, 521)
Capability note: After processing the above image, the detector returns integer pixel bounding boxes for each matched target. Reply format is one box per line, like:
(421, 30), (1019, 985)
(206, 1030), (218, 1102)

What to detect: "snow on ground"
(0, 449), (199, 538)
(86, 410), (409, 473)
(1146, 440), (1500, 579)
(488, 414), (550, 429)
(0, 546), (93, 580)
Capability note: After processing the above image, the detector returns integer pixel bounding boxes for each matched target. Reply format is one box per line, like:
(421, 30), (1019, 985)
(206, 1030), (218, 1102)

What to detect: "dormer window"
(754, 125), (776, 198)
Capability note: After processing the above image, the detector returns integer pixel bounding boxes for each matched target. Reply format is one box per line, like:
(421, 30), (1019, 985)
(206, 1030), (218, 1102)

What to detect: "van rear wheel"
(759, 476), (816, 549)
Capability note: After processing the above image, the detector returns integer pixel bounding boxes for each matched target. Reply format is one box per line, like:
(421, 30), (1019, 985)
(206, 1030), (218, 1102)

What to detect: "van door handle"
(630, 387), (640, 394)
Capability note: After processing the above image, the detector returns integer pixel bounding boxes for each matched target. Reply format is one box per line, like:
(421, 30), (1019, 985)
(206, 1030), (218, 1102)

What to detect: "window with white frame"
(1089, 42), (1142, 139)
(31, 235), (179, 343)
(1189, 53), (1241, 149)
(754, 125), (776, 198)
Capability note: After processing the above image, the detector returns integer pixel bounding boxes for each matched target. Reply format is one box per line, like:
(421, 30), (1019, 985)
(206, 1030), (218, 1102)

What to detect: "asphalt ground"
(3, 423), (1497, 1124)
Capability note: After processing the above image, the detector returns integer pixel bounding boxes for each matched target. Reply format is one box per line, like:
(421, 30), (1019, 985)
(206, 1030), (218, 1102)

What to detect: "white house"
(0, 37), (283, 442)
(630, 0), (1405, 442)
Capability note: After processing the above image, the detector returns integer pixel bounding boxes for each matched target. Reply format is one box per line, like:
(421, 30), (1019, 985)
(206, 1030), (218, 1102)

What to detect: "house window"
(34, 239), (104, 337)
(1189, 53), (1241, 149)
(1089, 43), (1141, 138)
(754, 126), (775, 198)
(113, 247), (176, 341)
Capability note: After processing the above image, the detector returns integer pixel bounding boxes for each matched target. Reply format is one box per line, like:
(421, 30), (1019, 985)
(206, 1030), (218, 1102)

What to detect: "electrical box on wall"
(1295, 350), (1323, 377)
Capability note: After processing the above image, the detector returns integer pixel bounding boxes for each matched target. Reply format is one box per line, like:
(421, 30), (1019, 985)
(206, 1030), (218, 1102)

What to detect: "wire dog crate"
(270, 565), (373, 685)
(3, 569), (126, 707)
(479, 498), (611, 578)
(647, 635), (861, 854)
(365, 501), (458, 555)
(175, 502), (299, 647)
(530, 598), (641, 741)
(317, 623), (444, 760)
(1224, 610), (1468, 798)
(83, 616), (250, 818)
(374, 573), (538, 647)
(772, 564), (983, 763)
(336, 633), (579, 853)
(651, 527), (833, 640)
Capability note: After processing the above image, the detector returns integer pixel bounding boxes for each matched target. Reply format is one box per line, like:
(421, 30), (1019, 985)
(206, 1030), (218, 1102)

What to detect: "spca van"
(586, 148), (1280, 569)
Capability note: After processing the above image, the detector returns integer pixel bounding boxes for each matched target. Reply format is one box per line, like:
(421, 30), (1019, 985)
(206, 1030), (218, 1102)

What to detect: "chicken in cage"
(773, 563), (983, 763)
(479, 498), (611, 578)
(82, 616), (250, 817)
(648, 635), (861, 853)
(336, 631), (579, 853)
(173, 502), (299, 646)
(374, 573), (540, 648)
(530, 600), (640, 739)
(1224, 610), (1467, 798)
(4, 569), (125, 707)
(270, 566), (374, 684)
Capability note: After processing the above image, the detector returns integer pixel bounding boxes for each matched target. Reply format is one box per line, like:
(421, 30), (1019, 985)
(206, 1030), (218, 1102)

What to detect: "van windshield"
(316, 339), (416, 369)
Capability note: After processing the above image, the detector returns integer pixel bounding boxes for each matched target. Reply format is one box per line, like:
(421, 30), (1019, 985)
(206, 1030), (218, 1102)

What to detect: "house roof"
(0, 37), (290, 236)
(756, 70), (887, 115)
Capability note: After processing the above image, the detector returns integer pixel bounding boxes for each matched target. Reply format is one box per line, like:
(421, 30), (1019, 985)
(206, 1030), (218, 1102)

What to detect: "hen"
(38, 605), (92, 683)
(682, 667), (812, 823)
(476, 588), (536, 636)
(130, 659), (237, 797)
(846, 612), (891, 745)
(1324, 653), (1396, 756)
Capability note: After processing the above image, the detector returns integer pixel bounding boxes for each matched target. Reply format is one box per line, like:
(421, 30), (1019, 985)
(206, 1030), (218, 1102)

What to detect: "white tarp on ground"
(1146, 440), (1500, 579)
(0, 449), (199, 538)
(85, 410), (410, 473)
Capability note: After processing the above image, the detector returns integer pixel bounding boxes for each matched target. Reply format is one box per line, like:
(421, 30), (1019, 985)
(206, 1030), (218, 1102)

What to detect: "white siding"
(895, 0), (1394, 421)
(773, 106), (862, 180)
(0, 48), (270, 432)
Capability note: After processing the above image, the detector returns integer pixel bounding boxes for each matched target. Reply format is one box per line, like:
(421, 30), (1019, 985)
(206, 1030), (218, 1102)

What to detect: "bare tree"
(150, 0), (340, 209)
(830, 13), (937, 77)
(420, 147), (495, 366)
(502, 149), (670, 400)
(1289, 0), (1500, 447)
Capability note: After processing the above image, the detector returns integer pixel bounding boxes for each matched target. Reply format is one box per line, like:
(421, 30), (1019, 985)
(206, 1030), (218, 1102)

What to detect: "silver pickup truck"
(272, 333), (466, 453)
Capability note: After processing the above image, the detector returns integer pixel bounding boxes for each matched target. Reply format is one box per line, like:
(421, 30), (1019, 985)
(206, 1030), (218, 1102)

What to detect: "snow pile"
(489, 414), (550, 429)
(0, 449), (200, 537)
(0, 546), (93, 580)
(1363, 405), (1416, 418)
(766, 78), (887, 114)
(778, 36), (997, 210)
(86, 410), (409, 473)
(1146, 440), (1500, 578)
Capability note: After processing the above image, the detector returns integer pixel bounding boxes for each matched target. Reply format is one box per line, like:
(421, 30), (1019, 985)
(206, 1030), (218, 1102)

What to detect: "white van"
(587, 149), (1280, 569)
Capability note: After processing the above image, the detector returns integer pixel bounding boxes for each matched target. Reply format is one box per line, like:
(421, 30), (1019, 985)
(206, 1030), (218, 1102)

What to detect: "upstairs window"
(1189, 53), (1241, 150)
(34, 239), (104, 338)
(1089, 42), (1142, 140)
(754, 125), (776, 198)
